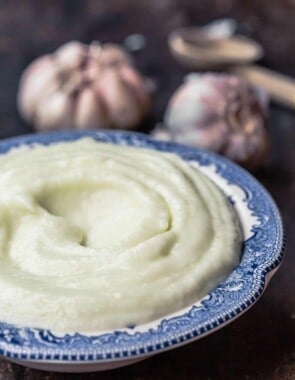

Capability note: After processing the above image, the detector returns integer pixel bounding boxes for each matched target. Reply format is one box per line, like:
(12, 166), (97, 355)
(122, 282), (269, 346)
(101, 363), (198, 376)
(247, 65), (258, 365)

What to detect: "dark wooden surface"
(0, 1), (294, 379)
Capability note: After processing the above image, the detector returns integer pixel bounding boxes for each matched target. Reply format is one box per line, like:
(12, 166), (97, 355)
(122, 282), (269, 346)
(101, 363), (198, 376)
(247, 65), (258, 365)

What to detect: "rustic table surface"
(0, 1), (294, 379)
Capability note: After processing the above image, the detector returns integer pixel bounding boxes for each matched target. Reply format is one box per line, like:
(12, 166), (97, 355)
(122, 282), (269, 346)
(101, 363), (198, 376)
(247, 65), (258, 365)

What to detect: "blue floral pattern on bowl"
(0, 130), (284, 363)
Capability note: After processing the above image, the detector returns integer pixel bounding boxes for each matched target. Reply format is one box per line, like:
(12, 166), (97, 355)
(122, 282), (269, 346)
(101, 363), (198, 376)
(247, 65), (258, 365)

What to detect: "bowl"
(0, 130), (284, 373)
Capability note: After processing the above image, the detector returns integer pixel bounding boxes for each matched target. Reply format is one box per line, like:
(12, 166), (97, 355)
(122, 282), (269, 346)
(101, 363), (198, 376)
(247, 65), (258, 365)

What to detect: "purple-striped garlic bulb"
(153, 73), (270, 170)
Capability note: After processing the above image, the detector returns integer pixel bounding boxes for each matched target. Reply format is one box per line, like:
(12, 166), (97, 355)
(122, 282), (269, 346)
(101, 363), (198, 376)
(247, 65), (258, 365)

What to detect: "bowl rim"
(0, 130), (285, 364)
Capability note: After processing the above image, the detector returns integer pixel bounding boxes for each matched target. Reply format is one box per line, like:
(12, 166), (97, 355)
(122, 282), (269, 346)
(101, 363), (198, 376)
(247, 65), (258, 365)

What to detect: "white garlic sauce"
(0, 138), (241, 332)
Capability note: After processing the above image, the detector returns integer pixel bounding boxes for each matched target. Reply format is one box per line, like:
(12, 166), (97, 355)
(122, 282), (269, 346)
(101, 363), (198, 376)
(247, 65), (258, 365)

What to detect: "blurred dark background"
(1, 0), (295, 136)
(0, 1), (294, 379)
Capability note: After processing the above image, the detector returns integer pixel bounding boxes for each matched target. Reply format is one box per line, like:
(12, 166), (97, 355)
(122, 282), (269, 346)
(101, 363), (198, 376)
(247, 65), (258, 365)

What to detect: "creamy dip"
(0, 138), (241, 332)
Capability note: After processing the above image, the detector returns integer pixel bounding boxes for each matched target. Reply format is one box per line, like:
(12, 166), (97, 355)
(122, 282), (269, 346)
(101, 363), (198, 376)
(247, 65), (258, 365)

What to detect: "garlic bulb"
(153, 73), (270, 170)
(17, 41), (150, 131)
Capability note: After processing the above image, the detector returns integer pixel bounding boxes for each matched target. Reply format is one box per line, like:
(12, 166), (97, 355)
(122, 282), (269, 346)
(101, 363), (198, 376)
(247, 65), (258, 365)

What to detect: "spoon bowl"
(168, 27), (264, 69)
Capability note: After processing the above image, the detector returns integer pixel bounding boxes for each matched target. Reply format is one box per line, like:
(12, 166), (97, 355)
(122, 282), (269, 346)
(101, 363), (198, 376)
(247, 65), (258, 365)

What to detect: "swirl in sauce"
(0, 138), (241, 331)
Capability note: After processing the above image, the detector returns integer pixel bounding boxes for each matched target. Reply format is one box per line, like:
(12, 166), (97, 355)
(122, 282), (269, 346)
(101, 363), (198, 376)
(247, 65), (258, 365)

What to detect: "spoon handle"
(231, 65), (295, 109)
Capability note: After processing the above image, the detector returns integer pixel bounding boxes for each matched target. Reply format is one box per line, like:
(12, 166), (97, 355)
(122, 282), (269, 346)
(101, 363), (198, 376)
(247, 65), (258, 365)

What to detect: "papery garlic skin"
(154, 73), (270, 170)
(18, 56), (60, 122)
(17, 41), (150, 131)
(75, 88), (109, 130)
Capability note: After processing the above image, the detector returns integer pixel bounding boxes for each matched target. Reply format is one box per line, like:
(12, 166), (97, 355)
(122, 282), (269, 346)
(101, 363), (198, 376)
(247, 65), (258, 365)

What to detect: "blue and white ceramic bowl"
(0, 131), (284, 372)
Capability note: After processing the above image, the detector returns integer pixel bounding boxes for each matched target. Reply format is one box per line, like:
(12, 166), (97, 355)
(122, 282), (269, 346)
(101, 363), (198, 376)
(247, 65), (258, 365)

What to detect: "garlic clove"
(84, 58), (101, 82)
(62, 71), (84, 95)
(75, 87), (109, 130)
(17, 56), (60, 122)
(224, 128), (269, 169)
(55, 41), (87, 71)
(194, 122), (228, 151)
(172, 123), (228, 151)
(119, 66), (150, 112)
(164, 79), (221, 132)
(90, 42), (133, 67)
(97, 69), (141, 129)
(224, 133), (249, 163)
(34, 90), (73, 131)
